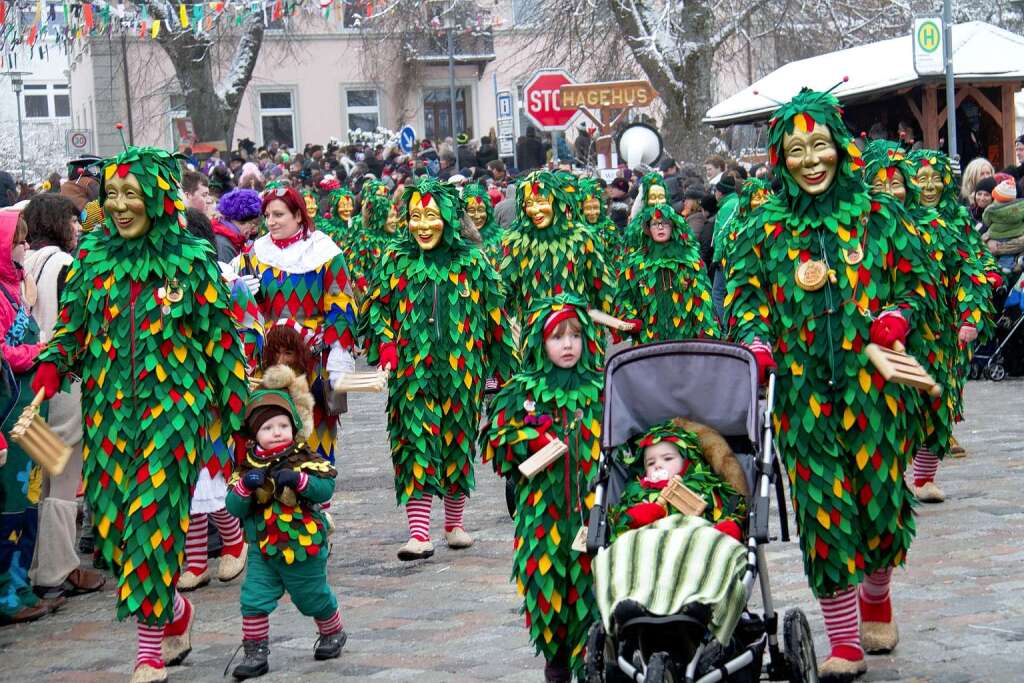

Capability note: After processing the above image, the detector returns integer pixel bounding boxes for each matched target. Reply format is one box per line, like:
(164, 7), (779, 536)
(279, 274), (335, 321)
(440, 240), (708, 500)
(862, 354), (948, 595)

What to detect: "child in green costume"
(226, 377), (344, 679)
(484, 296), (604, 682)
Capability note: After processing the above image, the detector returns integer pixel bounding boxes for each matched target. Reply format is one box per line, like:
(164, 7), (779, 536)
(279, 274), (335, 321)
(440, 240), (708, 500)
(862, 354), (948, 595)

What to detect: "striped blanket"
(593, 514), (749, 643)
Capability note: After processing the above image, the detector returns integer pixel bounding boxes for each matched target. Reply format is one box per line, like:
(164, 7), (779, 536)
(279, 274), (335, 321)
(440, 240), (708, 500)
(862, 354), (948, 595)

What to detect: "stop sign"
(523, 69), (577, 131)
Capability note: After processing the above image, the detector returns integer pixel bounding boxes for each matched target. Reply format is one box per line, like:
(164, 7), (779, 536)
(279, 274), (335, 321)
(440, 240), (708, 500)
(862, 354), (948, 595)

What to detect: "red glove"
(747, 339), (776, 386)
(713, 519), (743, 541)
(356, 275), (369, 293)
(377, 342), (398, 371)
(870, 310), (909, 349)
(988, 272), (1004, 289)
(625, 502), (667, 529)
(526, 414), (555, 453)
(31, 362), (61, 400)
(623, 319), (642, 334)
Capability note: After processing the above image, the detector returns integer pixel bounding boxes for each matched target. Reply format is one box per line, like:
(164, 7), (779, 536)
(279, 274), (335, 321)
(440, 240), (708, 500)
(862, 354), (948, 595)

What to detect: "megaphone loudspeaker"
(616, 123), (663, 169)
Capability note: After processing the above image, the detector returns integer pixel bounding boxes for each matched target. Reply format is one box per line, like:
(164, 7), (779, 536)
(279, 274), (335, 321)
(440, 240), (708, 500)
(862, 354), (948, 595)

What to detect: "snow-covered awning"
(704, 21), (1024, 126)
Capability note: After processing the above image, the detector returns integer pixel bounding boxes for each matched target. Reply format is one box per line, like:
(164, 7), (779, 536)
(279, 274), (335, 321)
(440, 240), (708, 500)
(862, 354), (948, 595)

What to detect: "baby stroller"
(584, 340), (817, 683)
(971, 272), (1024, 381)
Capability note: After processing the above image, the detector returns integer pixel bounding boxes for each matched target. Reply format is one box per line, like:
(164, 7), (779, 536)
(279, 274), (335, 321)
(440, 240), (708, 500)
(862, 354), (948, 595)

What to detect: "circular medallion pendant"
(795, 260), (829, 291)
(843, 245), (864, 265)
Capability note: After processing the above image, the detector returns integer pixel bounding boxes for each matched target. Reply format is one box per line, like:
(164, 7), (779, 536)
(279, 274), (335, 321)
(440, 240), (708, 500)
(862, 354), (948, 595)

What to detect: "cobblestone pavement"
(1, 377), (1021, 682)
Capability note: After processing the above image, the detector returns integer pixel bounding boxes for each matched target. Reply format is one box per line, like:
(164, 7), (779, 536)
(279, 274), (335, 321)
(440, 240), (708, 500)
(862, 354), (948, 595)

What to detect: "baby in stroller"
(609, 418), (747, 542)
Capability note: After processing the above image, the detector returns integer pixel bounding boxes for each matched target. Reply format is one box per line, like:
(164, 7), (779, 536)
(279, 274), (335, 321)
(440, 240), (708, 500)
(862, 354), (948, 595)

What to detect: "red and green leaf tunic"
(232, 231), (357, 464)
(608, 421), (746, 539)
(864, 142), (992, 459)
(38, 146), (249, 626)
(725, 90), (937, 598)
(907, 149), (997, 425)
(499, 171), (613, 324)
(361, 178), (518, 505)
(614, 203), (719, 342)
(226, 442), (335, 565)
(483, 296), (604, 675)
(577, 178), (622, 271)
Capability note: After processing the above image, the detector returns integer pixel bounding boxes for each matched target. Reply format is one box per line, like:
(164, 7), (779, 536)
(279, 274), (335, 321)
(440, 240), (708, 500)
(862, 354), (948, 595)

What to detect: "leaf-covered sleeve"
(480, 261), (519, 381)
(321, 252), (358, 352)
(358, 250), (396, 365)
(613, 263), (641, 324)
(482, 389), (542, 480)
(583, 230), (614, 314)
(37, 251), (88, 381)
(879, 209), (938, 326)
(948, 226), (996, 340)
(723, 220), (773, 345)
(198, 262), (250, 436)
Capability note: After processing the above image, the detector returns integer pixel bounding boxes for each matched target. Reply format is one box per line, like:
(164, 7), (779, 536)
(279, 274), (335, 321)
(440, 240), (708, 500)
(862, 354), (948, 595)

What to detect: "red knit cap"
(542, 307), (579, 340)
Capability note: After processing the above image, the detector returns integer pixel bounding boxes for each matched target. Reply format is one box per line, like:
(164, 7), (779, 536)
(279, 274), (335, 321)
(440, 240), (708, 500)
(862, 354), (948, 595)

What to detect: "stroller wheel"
(584, 622), (605, 682)
(644, 652), (674, 683)
(783, 608), (819, 683)
(988, 364), (1007, 382)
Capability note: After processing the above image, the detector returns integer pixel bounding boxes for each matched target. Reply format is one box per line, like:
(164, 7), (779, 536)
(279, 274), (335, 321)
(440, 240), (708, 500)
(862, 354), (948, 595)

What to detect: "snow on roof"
(704, 21), (1024, 126)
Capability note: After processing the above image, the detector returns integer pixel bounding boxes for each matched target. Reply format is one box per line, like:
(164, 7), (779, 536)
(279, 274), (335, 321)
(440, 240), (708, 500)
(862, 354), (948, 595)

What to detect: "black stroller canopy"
(602, 340), (761, 449)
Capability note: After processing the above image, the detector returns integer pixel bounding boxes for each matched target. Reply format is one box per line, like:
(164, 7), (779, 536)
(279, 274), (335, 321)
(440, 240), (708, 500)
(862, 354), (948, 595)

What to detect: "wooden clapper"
(657, 475), (708, 516)
(865, 341), (942, 398)
(333, 370), (389, 393)
(10, 389), (72, 477)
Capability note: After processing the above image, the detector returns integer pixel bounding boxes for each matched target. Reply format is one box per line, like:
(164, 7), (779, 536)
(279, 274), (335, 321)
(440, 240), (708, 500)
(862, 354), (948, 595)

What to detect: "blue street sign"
(497, 91), (513, 121)
(399, 125), (416, 154)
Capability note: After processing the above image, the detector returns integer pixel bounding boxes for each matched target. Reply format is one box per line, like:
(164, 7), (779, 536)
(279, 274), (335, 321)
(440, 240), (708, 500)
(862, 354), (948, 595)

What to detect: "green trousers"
(240, 545), (337, 619)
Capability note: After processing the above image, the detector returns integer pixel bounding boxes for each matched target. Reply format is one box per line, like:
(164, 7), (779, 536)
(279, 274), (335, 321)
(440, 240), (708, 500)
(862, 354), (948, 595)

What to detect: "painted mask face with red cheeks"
(783, 116), (838, 195)
(408, 192), (444, 251)
(523, 188), (554, 229)
(870, 168), (907, 204)
(465, 196), (488, 229)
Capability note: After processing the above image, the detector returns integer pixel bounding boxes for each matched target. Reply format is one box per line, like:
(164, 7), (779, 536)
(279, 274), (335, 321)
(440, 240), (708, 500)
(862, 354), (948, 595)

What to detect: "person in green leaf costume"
(607, 419), (745, 540)
(483, 296), (604, 683)
(462, 182), (503, 267)
(325, 186), (356, 250)
(614, 203), (719, 342)
(724, 88), (939, 681)
(499, 171), (613, 326)
(360, 177), (518, 561)
(225, 380), (345, 680)
(907, 148), (999, 465)
(863, 142), (994, 505)
(30, 145), (250, 683)
(577, 178), (622, 275)
(347, 179), (393, 294)
(622, 172), (671, 252)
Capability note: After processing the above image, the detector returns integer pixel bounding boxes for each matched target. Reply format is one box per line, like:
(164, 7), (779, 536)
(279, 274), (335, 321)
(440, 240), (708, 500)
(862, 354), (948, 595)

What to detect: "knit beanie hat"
(992, 178), (1017, 204)
(975, 176), (998, 196)
(244, 388), (302, 437)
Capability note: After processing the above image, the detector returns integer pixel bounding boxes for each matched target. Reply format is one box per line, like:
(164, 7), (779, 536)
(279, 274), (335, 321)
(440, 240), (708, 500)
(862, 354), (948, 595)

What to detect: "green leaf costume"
(347, 179), (394, 288)
(577, 178), (622, 271)
(724, 89), (936, 598)
(614, 203), (719, 342)
(39, 146), (250, 625)
(483, 295), (604, 675)
(864, 142), (993, 459)
(325, 186), (356, 249)
(499, 171), (613, 323)
(608, 420), (746, 539)
(360, 178), (518, 505)
(906, 149), (997, 428)
(622, 172), (670, 254)
(462, 182), (504, 267)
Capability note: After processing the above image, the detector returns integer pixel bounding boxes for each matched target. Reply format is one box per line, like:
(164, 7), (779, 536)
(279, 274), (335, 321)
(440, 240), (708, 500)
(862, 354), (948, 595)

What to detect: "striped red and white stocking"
(859, 567), (893, 623)
(136, 623), (165, 668)
(820, 586), (864, 661)
(210, 508), (245, 556)
(912, 448), (939, 487)
(315, 609), (344, 635)
(242, 614), (270, 641)
(443, 493), (467, 533)
(185, 513), (209, 574)
(405, 496), (433, 541)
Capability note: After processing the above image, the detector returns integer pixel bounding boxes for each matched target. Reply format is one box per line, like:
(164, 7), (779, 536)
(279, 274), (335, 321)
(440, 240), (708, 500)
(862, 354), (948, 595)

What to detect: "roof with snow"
(704, 21), (1024, 126)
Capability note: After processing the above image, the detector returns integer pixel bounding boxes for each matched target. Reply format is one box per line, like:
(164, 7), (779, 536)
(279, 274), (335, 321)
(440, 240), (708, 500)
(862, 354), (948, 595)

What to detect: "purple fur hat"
(217, 188), (262, 222)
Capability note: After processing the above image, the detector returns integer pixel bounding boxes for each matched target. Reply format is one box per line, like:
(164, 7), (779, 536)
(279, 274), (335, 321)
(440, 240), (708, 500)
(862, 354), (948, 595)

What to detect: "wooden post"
(921, 86), (939, 149)
(1001, 84), (1017, 168)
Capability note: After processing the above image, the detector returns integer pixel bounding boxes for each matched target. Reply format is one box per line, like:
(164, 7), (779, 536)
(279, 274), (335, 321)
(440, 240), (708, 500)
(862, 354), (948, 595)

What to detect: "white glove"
(239, 274), (260, 295)
(0, 448), (6, 467)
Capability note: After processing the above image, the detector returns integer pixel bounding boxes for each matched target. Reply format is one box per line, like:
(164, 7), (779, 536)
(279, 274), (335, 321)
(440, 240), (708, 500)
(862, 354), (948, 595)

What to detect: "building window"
(22, 83), (71, 120)
(259, 90), (296, 149)
(346, 89), (379, 131)
(513, 0), (541, 24)
(423, 87), (467, 141)
(343, 1), (372, 28)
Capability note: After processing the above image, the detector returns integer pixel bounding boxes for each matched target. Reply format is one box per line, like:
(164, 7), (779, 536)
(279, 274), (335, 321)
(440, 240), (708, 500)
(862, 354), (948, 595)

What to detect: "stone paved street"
(1, 377), (1022, 682)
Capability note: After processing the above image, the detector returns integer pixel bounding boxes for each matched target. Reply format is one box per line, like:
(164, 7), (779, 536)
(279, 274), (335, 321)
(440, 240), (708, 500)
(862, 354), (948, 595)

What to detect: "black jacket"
(516, 136), (546, 171)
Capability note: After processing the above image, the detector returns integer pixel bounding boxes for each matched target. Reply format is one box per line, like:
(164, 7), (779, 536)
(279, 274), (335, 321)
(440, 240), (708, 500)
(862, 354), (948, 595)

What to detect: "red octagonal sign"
(523, 69), (577, 131)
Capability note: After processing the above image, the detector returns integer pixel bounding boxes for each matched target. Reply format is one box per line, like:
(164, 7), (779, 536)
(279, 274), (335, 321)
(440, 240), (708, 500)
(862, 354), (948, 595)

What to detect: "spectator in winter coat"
(516, 127), (547, 172)
(476, 136), (499, 167)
